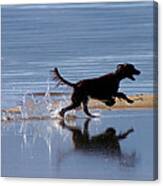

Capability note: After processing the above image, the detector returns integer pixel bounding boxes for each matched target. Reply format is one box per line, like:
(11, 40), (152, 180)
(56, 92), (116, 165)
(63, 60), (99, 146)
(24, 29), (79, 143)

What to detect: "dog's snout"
(136, 69), (141, 75)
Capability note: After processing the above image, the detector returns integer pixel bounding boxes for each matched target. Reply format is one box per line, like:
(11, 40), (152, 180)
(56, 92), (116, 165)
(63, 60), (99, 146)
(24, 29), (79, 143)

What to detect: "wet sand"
(1, 109), (155, 180)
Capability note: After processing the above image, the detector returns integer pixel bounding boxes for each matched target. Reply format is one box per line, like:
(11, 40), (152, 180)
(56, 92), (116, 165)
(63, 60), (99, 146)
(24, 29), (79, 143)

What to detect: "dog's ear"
(117, 64), (129, 70)
(116, 64), (124, 70)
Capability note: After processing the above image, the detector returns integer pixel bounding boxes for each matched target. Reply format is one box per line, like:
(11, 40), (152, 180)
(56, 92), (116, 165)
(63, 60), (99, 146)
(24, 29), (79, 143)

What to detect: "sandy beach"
(89, 94), (156, 110)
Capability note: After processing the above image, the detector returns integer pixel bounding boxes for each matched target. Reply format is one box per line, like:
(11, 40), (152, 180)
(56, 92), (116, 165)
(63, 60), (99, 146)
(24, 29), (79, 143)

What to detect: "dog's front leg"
(116, 92), (134, 104)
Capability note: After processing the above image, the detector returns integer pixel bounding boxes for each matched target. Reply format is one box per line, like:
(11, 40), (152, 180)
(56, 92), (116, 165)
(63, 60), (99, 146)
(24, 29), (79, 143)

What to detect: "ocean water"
(1, 1), (155, 108)
(1, 1), (157, 180)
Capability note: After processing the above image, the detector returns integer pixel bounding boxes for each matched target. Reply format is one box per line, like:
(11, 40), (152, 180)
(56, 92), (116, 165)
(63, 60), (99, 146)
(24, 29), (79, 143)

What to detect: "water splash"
(1, 110), (15, 121)
(1, 78), (77, 122)
(49, 94), (76, 119)
(18, 78), (64, 120)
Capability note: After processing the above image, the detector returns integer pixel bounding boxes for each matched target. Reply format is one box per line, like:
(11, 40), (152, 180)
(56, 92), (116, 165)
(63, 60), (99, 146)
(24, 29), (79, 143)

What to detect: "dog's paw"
(105, 99), (116, 106)
(127, 99), (134, 104)
(129, 128), (134, 133)
(58, 110), (65, 117)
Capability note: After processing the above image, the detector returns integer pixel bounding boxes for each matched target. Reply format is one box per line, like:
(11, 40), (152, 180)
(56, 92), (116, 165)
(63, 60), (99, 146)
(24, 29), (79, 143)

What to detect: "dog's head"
(105, 127), (116, 136)
(116, 63), (141, 81)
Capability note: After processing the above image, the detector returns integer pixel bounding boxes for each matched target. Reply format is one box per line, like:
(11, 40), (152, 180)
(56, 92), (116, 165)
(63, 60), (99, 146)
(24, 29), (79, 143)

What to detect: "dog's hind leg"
(82, 98), (97, 118)
(59, 90), (82, 117)
(59, 102), (80, 117)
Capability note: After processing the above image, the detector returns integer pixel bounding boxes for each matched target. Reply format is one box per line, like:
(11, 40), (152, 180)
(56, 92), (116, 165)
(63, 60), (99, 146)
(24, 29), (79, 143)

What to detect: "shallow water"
(1, 109), (154, 180)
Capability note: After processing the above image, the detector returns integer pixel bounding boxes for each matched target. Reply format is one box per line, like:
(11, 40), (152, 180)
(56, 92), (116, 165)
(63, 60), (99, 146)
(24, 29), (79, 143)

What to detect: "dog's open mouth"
(129, 70), (141, 81)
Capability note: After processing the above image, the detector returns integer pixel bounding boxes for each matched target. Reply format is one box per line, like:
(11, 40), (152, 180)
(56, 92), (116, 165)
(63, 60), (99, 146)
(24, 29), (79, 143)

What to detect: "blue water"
(1, 1), (157, 180)
(1, 1), (155, 108)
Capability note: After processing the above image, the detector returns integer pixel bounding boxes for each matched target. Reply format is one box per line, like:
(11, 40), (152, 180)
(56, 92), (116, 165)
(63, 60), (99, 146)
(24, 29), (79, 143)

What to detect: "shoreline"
(2, 94), (157, 114)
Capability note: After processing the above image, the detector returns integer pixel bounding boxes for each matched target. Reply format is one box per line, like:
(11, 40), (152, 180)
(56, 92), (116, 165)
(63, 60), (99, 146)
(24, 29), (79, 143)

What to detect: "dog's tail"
(51, 68), (75, 87)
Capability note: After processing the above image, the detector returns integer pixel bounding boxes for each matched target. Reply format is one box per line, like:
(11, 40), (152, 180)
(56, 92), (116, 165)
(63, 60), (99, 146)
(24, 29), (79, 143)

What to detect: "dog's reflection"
(59, 119), (134, 156)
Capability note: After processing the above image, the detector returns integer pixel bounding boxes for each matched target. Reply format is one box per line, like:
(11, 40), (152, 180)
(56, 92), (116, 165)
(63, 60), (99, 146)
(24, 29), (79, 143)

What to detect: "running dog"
(52, 63), (140, 117)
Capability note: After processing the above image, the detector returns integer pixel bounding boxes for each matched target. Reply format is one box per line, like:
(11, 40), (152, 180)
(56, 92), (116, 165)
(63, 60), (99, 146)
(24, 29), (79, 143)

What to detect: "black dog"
(52, 64), (140, 117)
